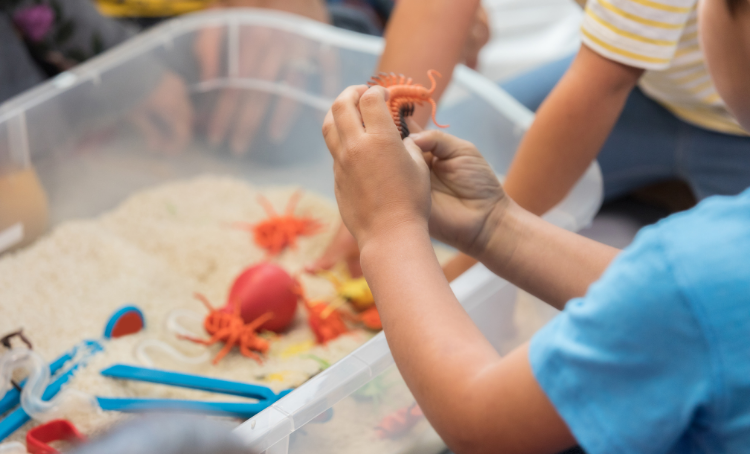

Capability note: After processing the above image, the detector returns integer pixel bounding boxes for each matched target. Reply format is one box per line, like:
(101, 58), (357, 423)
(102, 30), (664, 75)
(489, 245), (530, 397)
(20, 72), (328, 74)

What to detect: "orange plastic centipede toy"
(367, 69), (449, 139)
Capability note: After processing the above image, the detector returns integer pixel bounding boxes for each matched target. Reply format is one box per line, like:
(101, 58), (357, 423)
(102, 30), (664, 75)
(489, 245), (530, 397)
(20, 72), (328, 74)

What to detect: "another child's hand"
(322, 86), (432, 249)
(411, 130), (509, 258)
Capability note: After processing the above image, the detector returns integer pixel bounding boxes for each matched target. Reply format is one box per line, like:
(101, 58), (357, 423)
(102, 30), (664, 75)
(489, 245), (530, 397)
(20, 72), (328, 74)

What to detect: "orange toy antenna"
(194, 293), (216, 311)
(426, 69), (441, 95)
(429, 98), (449, 129)
(426, 70), (448, 128)
(247, 312), (274, 331)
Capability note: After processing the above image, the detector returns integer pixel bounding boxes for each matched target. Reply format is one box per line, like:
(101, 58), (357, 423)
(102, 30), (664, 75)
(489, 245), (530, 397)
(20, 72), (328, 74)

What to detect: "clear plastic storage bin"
(0, 10), (602, 454)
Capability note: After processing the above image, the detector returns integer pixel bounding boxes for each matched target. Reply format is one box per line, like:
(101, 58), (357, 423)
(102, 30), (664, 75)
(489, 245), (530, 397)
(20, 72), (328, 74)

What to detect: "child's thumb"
(403, 138), (431, 167)
(409, 130), (463, 159)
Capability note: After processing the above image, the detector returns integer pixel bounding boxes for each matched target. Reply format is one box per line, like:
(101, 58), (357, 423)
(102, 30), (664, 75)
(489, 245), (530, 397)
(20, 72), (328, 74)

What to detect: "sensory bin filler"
(0, 9), (602, 454)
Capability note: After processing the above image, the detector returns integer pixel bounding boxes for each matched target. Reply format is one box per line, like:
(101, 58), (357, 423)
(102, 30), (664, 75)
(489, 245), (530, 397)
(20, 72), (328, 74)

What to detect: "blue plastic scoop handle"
(97, 365), (291, 418)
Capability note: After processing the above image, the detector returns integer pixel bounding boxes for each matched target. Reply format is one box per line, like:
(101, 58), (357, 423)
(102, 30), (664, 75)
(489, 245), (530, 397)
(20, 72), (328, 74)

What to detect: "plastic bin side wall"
(0, 113), (33, 179)
(238, 264), (520, 454)
(3, 18), (393, 227)
(257, 274), (518, 454)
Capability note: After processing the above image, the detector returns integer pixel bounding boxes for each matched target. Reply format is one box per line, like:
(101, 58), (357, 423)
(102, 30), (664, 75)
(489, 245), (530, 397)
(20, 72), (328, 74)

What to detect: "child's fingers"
(404, 137), (434, 167)
(403, 138), (430, 168)
(358, 86), (399, 137)
(405, 117), (424, 135)
(322, 110), (342, 158)
(410, 130), (479, 160)
(403, 119), (432, 165)
(330, 85), (368, 146)
(208, 88), (240, 146)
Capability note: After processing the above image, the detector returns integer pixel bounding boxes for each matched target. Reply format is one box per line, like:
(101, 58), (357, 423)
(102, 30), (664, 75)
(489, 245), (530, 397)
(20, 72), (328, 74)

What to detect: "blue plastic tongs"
(97, 364), (291, 419)
(0, 305), (143, 441)
(0, 340), (104, 441)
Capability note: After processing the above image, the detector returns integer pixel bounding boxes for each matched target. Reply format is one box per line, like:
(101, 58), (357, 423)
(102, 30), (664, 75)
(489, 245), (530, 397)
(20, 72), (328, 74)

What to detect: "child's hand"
(410, 130), (509, 259)
(322, 86), (432, 249)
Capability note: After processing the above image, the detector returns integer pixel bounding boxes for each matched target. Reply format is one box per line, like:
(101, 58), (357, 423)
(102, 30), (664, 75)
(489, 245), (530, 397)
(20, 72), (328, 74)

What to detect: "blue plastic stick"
(96, 398), (274, 418)
(97, 365), (291, 418)
(101, 365), (279, 401)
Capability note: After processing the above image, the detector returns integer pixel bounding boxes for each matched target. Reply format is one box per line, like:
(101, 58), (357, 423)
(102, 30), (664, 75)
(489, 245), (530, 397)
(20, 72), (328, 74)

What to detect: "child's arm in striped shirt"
(504, 45), (643, 215)
(504, 0), (696, 215)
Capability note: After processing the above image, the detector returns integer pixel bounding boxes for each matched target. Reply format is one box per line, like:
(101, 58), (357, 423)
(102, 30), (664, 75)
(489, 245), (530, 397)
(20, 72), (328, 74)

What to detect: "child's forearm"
(359, 223), (505, 445)
(359, 223), (577, 452)
(479, 202), (620, 309)
(503, 45), (644, 216)
(378, 0), (481, 126)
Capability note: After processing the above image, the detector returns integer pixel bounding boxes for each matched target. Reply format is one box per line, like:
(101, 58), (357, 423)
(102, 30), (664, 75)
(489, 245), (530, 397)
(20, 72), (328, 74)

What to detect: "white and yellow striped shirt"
(582, 0), (749, 135)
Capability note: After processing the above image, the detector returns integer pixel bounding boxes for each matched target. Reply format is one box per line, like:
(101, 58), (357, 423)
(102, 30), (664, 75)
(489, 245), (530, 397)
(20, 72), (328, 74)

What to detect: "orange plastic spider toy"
(336, 304), (382, 331)
(303, 299), (350, 344)
(357, 306), (382, 330)
(375, 403), (424, 439)
(180, 293), (273, 364)
(291, 282), (350, 344)
(236, 191), (323, 257)
(367, 69), (449, 139)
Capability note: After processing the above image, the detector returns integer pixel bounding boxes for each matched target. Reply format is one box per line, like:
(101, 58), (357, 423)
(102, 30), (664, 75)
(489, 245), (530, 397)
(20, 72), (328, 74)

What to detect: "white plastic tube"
(0, 347), (55, 419)
(135, 339), (210, 368)
(0, 349), (24, 398)
(0, 343), (101, 422)
(165, 309), (204, 338)
(18, 350), (53, 418)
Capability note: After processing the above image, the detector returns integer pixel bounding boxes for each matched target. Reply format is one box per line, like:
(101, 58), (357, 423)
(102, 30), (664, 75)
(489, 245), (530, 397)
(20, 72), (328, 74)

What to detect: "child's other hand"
(411, 130), (508, 258)
(322, 86), (431, 249)
(131, 72), (194, 154)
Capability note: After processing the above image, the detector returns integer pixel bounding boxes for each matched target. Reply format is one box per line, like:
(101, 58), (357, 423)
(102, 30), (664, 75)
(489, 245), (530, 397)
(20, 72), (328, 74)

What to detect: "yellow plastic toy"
(317, 270), (374, 311)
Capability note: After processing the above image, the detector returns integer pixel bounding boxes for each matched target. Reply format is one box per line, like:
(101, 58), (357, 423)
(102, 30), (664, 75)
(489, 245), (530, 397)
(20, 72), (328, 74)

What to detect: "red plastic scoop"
(26, 419), (86, 454)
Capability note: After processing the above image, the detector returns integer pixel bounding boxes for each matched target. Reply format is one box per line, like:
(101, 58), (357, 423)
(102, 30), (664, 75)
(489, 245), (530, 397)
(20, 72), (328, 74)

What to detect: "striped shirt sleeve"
(581, 0), (698, 70)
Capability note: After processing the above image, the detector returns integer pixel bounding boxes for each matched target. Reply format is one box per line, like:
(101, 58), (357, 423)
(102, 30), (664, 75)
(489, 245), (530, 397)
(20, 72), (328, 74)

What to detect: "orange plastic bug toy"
(356, 306), (382, 330)
(236, 191), (323, 257)
(292, 283), (350, 344)
(375, 403), (424, 439)
(180, 293), (273, 365)
(367, 69), (449, 139)
(303, 299), (350, 344)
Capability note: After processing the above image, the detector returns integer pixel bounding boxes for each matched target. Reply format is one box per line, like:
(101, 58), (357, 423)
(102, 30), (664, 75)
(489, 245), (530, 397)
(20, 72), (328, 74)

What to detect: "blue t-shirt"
(529, 190), (750, 454)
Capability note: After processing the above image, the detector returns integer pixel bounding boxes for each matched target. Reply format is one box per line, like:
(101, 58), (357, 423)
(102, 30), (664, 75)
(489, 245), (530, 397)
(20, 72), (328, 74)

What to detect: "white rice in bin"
(0, 175), (454, 450)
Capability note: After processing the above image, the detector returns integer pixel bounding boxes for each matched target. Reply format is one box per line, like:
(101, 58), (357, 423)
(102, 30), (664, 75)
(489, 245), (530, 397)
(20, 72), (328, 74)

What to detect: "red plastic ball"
(225, 262), (298, 333)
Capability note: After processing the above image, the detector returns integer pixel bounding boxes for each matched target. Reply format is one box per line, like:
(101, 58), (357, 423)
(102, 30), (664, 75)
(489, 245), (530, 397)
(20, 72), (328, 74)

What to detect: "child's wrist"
(475, 198), (523, 269)
(359, 220), (431, 267)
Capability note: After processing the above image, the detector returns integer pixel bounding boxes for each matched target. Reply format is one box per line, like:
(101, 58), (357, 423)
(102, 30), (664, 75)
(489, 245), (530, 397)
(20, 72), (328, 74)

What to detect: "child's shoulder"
(595, 190), (750, 293)
(606, 189), (750, 375)
(581, 189), (750, 338)
(642, 190), (750, 286)
(654, 189), (750, 244)
(528, 191), (750, 454)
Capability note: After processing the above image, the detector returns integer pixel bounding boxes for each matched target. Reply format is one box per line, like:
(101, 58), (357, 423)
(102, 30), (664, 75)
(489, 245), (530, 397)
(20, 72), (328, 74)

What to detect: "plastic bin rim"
(0, 8), (535, 134)
(0, 8), (384, 125)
